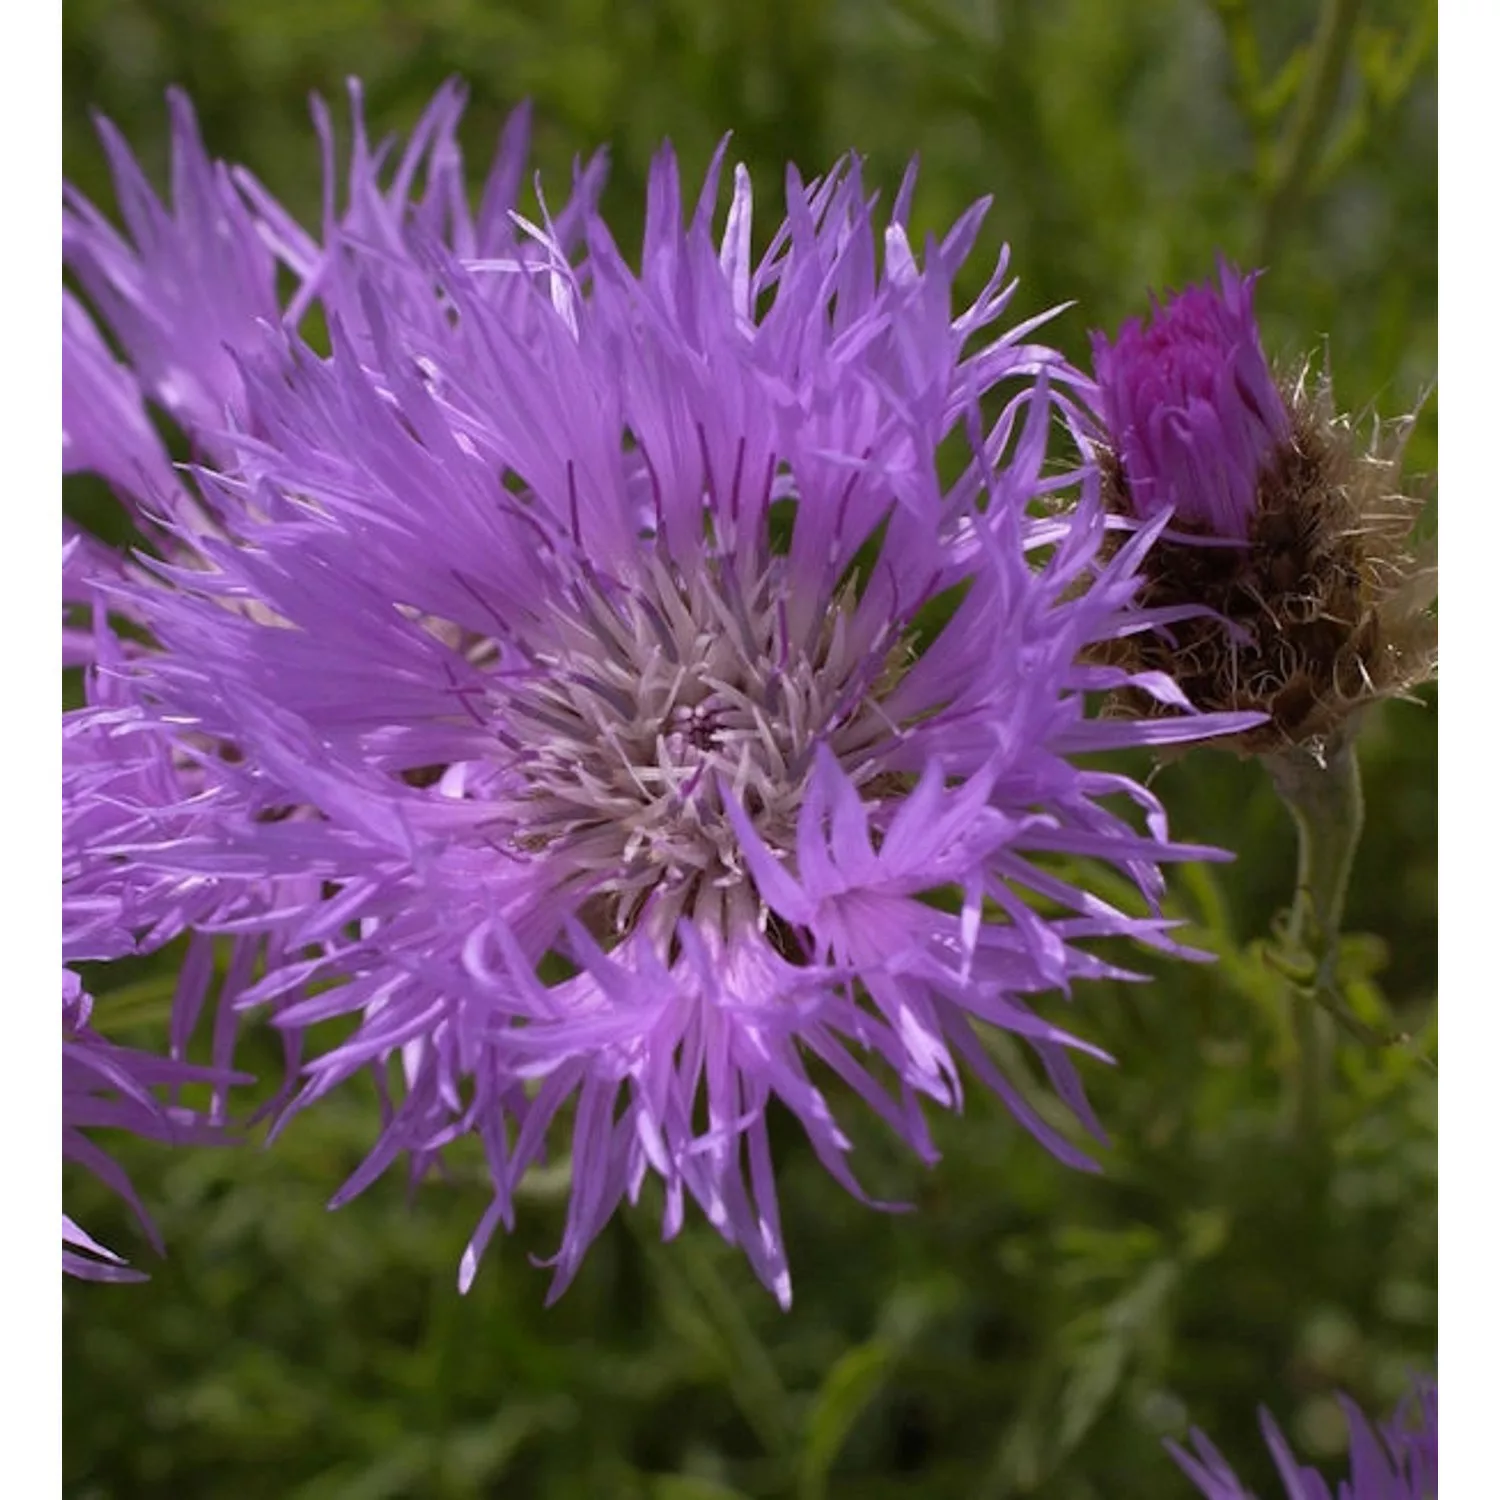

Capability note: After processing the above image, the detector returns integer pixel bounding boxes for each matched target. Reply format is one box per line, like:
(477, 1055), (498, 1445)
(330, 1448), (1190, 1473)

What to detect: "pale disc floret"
(499, 552), (906, 950)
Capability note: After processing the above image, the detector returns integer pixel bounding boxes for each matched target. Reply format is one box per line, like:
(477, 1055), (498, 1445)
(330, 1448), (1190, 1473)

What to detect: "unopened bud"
(1089, 260), (1436, 755)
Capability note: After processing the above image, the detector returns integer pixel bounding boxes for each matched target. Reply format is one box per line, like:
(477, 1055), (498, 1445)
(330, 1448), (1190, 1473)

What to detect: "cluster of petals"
(1090, 258), (1290, 540)
(62, 972), (242, 1282)
(62, 81), (1259, 1301)
(62, 655), (264, 1278)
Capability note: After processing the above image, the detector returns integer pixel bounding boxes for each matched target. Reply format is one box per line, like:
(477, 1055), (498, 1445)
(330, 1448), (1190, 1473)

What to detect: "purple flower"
(1090, 259), (1290, 540)
(1167, 1378), (1438, 1499)
(67, 84), (1259, 1304)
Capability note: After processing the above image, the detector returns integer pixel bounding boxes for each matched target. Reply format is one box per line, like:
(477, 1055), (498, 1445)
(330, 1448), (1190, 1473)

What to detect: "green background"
(63, 1), (1437, 1496)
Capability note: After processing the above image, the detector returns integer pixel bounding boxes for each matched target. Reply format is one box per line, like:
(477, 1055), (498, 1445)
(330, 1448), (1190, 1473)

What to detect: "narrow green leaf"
(797, 1339), (895, 1500)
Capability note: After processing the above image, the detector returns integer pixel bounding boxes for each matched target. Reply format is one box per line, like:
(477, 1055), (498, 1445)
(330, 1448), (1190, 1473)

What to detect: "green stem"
(1258, 0), (1364, 261)
(1265, 735), (1364, 1137)
(1267, 735), (1364, 963)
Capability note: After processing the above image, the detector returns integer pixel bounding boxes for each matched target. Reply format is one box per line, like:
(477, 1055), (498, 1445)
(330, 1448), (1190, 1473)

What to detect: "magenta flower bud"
(1090, 259), (1291, 540)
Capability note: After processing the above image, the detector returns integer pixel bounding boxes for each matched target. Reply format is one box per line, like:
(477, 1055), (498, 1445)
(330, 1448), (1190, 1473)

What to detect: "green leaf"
(797, 1339), (896, 1500)
(1257, 46), (1310, 123)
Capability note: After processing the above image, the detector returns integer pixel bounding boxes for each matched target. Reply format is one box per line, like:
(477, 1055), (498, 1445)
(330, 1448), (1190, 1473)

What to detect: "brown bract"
(1094, 364), (1437, 758)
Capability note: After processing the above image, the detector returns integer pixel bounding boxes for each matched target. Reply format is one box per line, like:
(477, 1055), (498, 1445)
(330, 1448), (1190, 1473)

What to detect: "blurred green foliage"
(62, 1), (1436, 1496)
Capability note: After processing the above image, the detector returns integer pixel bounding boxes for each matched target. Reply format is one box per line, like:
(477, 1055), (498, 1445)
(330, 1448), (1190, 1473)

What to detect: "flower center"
(500, 553), (903, 947)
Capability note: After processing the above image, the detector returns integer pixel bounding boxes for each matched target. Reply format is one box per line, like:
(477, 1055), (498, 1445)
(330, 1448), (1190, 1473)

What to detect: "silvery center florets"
(502, 552), (905, 948)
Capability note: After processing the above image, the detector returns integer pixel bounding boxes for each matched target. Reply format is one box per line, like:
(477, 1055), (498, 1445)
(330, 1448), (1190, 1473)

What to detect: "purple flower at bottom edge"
(1166, 1377), (1438, 1499)
(1090, 258), (1291, 540)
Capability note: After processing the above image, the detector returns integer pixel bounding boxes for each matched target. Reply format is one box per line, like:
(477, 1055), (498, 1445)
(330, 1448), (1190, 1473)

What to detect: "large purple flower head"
(1166, 1377), (1438, 1499)
(1090, 259), (1290, 541)
(68, 85), (1258, 1305)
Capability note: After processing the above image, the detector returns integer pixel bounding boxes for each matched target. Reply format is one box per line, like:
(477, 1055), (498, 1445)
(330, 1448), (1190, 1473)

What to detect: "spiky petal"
(1166, 1377), (1438, 1499)
(62, 972), (247, 1282)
